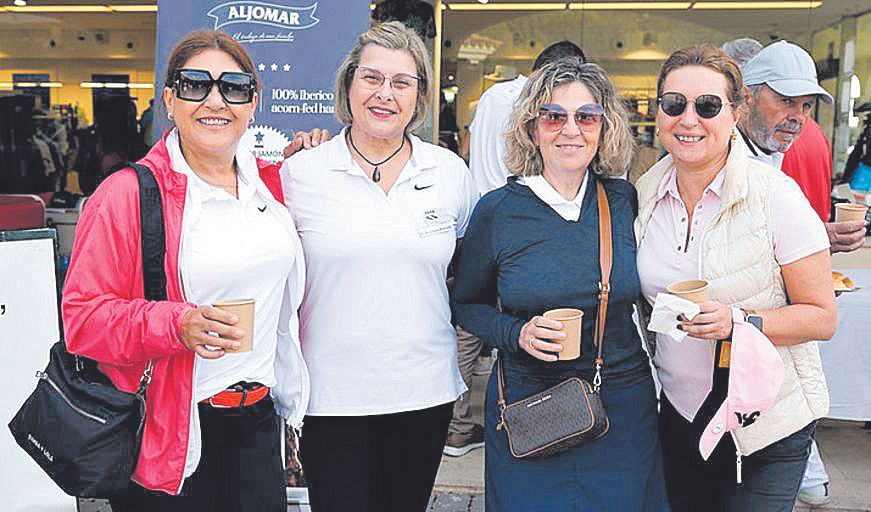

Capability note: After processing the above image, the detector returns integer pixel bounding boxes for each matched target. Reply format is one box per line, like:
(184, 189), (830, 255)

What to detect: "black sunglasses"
(536, 103), (605, 132)
(658, 92), (729, 119)
(173, 69), (256, 104)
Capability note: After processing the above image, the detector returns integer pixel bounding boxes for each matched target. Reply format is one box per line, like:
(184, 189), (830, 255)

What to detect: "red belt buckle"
(204, 385), (269, 408)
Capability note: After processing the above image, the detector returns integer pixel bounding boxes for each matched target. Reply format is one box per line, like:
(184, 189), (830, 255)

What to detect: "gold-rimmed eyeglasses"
(353, 65), (421, 95)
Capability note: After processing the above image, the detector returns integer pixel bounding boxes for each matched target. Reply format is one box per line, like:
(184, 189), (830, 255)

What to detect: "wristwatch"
(747, 313), (763, 332)
(733, 307), (763, 332)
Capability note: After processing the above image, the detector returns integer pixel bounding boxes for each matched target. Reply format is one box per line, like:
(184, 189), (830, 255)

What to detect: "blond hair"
(505, 58), (633, 177)
(334, 21), (433, 133)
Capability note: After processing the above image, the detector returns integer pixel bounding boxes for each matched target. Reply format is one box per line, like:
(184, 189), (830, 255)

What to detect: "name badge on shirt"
(418, 208), (455, 238)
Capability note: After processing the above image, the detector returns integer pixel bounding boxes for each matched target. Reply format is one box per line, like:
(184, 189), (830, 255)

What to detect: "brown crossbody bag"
(495, 180), (612, 459)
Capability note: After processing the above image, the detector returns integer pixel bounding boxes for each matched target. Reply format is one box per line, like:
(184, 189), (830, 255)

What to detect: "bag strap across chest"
(496, 179), (613, 406)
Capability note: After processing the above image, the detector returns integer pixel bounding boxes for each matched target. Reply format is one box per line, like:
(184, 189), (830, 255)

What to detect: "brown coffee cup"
(543, 308), (583, 360)
(835, 203), (868, 222)
(666, 280), (709, 304)
(212, 298), (255, 353)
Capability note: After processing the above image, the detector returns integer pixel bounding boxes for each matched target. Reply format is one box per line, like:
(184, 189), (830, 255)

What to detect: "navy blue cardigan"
(451, 174), (649, 383)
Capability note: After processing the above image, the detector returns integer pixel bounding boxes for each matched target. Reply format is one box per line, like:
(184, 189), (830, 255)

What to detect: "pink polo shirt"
(637, 166), (829, 421)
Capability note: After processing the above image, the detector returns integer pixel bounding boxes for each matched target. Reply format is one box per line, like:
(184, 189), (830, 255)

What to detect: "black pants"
(300, 402), (454, 512)
(109, 397), (285, 512)
(659, 349), (815, 512)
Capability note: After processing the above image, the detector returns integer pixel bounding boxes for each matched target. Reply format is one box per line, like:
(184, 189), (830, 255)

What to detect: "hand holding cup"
(518, 315), (566, 362)
(180, 305), (244, 359)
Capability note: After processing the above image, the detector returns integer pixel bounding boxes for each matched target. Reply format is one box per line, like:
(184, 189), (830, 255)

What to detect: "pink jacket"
(61, 132), (287, 494)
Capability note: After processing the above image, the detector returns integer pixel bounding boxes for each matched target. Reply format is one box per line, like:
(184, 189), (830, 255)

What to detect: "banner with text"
(155, 0), (370, 161)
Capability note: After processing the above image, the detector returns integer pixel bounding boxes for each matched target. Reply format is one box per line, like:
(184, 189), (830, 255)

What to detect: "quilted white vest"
(635, 139), (829, 456)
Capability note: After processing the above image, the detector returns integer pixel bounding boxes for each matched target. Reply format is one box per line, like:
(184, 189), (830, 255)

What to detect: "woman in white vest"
(635, 44), (837, 511)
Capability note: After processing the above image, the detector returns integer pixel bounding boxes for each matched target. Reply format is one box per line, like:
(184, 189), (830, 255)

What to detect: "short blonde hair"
(334, 21), (433, 133)
(505, 58), (634, 177)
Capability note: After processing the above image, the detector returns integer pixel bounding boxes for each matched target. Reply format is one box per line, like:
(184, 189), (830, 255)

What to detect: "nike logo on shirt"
(414, 184), (434, 191)
(258, 205), (267, 212)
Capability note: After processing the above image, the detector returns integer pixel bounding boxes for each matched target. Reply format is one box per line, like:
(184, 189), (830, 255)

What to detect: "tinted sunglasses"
(658, 92), (728, 119)
(173, 69), (256, 104)
(536, 103), (605, 132)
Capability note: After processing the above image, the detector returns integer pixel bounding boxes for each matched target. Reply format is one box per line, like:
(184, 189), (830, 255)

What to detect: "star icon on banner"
(270, 63), (278, 71)
(257, 63), (266, 71)
(254, 132), (265, 144)
(283, 63), (291, 72)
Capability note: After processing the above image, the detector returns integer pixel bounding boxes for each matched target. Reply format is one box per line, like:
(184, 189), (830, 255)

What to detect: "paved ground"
(80, 363), (871, 512)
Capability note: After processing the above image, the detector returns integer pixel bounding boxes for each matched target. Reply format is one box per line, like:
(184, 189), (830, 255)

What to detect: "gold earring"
(167, 112), (174, 121)
(655, 128), (660, 136)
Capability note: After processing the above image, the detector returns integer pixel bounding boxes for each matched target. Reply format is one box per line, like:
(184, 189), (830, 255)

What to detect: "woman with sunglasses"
(635, 45), (836, 511)
(451, 58), (669, 511)
(62, 30), (307, 511)
(280, 22), (477, 512)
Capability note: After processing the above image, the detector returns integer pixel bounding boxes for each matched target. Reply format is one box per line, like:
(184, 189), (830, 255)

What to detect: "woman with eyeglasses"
(635, 45), (836, 511)
(451, 57), (669, 511)
(62, 30), (308, 511)
(280, 22), (477, 512)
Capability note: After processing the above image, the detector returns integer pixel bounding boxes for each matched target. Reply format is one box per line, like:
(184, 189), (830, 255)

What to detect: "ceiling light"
(110, 5), (158, 12)
(622, 49), (670, 60)
(80, 82), (154, 89)
(692, 1), (822, 9)
(569, 2), (691, 9)
(477, 0), (490, 4)
(2, 4), (157, 13)
(448, 3), (567, 11)
(7, 5), (111, 12)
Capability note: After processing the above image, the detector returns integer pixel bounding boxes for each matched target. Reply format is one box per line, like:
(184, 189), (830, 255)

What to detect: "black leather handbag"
(8, 163), (163, 497)
(495, 181), (613, 459)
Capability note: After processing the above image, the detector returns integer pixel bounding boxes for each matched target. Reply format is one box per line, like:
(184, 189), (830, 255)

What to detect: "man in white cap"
(735, 40), (867, 253)
(725, 38), (866, 507)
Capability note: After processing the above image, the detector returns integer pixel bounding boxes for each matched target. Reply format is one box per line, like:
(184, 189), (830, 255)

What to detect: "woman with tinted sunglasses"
(635, 45), (836, 511)
(62, 30), (309, 511)
(451, 57), (669, 511)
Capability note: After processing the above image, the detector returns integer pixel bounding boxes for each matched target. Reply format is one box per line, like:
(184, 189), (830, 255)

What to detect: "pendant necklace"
(346, 130), (406, 183)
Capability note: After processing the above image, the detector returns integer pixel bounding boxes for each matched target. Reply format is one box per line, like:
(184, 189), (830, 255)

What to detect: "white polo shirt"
(519, 172), (590, 222)
(739, 129), (785, 171)
(469, 75), (527, 195)
(168, 129), (305, 476)
(281, 128), (478, 415)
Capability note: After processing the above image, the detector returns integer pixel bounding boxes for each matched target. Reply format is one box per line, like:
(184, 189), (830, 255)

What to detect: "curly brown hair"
(505, 58), (633, 177)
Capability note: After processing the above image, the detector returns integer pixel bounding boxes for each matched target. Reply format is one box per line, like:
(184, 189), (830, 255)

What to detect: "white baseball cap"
(742, 41), (833, 104)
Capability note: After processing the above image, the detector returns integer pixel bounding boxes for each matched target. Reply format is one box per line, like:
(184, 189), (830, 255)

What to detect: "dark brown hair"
(162, 30), (260, 92)
(656, 44), (744, 109)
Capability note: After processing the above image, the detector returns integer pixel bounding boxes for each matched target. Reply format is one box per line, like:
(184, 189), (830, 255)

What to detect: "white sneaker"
(798, 482), (831, 506)
(443, 424), (485, 457)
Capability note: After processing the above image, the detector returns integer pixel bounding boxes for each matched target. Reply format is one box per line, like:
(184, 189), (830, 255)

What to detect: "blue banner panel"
(155, 0), (370, 161)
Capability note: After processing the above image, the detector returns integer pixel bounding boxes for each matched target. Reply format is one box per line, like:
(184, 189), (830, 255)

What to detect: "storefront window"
(0, 10), (156, 195)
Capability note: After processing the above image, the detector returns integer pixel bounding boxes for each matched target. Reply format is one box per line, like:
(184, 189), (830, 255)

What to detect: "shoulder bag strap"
(593, 180), (612, 392)
(131, 163), (166, 392)
(496, 177), (614, 422)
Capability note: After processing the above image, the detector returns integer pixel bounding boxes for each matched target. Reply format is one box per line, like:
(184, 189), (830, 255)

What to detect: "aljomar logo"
(208, 1), (320, 38)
